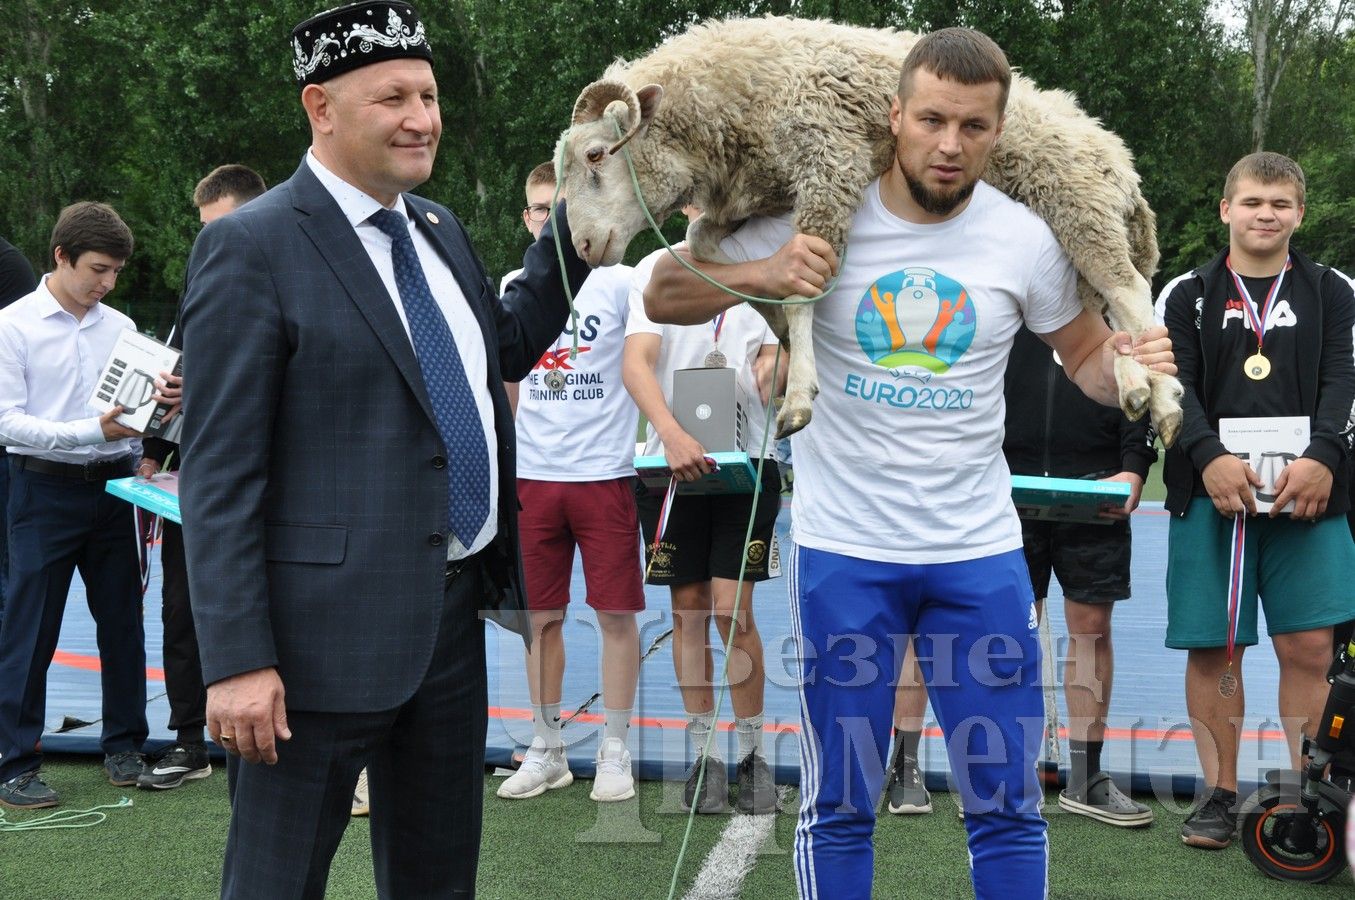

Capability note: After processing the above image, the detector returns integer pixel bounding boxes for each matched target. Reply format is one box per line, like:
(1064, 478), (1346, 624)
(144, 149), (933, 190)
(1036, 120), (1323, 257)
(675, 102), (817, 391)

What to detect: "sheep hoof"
(776, 404), (812, 439)
(1155, 409), (1183, 448)
(1121, 386), (1150, 420)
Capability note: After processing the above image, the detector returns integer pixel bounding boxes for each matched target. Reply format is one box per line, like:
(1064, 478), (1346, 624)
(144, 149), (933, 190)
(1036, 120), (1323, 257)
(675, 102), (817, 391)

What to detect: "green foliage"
(0, 0), (1351, 331)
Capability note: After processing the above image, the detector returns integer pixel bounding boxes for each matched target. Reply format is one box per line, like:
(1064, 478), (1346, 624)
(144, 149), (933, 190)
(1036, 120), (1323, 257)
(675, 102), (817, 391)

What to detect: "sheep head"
(557, 79), (666, 267)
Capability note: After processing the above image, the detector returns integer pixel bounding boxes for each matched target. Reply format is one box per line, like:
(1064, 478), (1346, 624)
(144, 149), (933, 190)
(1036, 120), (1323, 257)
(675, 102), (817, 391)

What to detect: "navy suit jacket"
(179, 161), (589, 712)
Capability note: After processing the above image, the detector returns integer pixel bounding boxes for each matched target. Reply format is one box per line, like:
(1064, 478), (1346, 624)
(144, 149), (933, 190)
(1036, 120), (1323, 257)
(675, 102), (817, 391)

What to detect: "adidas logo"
(1027, 604), (1039, 631)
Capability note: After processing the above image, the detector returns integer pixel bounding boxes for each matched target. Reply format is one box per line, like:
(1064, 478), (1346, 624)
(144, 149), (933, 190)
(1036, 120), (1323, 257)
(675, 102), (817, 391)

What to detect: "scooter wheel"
(1239, 784), (1348, 883)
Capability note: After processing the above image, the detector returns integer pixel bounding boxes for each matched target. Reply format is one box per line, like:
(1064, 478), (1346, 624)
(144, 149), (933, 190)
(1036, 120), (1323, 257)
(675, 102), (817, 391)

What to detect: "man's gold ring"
(220, 735), (235, 742)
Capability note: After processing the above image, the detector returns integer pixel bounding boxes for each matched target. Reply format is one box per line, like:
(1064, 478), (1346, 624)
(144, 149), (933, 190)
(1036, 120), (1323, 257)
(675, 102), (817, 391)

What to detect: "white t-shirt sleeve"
(625, 249), (665, 338)
(719, 215), (796, 267)
(1020, 228), (1082, 334)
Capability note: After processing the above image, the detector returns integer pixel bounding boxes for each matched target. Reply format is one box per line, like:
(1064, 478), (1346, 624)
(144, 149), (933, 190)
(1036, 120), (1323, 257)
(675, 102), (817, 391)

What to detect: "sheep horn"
(571, 80), (638, 127)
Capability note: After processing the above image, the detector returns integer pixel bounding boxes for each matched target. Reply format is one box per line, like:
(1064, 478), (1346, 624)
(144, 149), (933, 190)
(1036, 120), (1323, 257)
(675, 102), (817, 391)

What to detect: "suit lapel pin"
(425, 211), (440, 225)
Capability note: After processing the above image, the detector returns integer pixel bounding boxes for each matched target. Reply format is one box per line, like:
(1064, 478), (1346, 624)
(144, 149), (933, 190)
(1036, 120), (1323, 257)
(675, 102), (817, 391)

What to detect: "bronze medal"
(544, 370), (566, 391)
(704, 350), (727, 368)
(1244, 353), (1270, 381)
(1217, 670), (1238, 699)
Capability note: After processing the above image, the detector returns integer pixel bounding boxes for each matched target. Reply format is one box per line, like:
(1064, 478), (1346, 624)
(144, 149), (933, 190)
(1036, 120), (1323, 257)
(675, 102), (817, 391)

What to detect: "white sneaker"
(496, 737), (572, 799)
(590, 737), (635, 802)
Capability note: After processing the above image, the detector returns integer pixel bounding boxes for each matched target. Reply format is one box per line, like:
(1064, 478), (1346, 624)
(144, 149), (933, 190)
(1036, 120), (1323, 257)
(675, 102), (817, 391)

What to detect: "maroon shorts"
(516, 477), (645, 612)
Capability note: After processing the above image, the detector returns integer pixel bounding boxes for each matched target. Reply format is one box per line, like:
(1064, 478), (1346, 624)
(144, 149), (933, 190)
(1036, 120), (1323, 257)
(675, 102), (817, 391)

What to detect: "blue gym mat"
(43, 501), (1293, 797)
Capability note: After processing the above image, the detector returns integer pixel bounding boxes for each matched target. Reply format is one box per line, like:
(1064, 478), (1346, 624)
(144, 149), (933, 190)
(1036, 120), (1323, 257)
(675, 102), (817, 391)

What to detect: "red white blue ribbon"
(712, 311), (726, 345)
(1226, 255), (1291, 353)
(1225, 513), (1246, 667)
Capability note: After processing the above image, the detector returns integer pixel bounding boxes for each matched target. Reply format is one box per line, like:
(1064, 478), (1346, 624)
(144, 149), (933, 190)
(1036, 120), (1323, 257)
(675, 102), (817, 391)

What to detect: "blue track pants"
(790, 544), (1048, 899)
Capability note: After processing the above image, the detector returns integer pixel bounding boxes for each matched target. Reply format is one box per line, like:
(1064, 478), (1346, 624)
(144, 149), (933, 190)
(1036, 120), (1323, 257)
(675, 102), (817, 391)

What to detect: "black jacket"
(1160, 246), (1355, 516)
(1003, 326), (1156, 481)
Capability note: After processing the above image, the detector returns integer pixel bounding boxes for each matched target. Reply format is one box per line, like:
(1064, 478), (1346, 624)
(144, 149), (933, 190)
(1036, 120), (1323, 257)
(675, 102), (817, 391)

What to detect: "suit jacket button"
(431, 455), (447, 469)
(428, 533), (444, 547)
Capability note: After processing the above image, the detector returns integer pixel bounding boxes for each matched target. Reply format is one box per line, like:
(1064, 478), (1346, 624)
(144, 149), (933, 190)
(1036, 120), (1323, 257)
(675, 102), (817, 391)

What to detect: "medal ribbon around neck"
(1226, 254), (1291, 356)
(711, 311), (727, 347)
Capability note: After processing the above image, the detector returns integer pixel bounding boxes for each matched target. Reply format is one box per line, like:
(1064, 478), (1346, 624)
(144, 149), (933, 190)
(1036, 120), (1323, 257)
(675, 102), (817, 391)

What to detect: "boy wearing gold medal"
(1157, 151), (1355, 850)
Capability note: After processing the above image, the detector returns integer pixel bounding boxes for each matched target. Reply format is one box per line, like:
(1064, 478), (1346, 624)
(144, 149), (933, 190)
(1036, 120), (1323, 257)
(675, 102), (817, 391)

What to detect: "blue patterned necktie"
(369, 207), (490, 547)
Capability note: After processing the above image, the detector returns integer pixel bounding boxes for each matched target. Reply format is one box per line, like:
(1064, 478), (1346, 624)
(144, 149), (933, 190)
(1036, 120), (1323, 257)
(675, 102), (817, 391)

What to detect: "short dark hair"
(49, 202), (134, 266)
(193, 164), (267, 208)
(1224, 152), (1306, 206)
(525, 161), (557, 191)
(897, 28), (1012, 115)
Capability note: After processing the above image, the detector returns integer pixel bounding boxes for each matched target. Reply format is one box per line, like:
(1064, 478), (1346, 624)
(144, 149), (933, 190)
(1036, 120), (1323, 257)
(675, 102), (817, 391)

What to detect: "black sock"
(893, 729), (922, 772)
(1068, 739), (1102, 790)
(177, 729), (205, 746)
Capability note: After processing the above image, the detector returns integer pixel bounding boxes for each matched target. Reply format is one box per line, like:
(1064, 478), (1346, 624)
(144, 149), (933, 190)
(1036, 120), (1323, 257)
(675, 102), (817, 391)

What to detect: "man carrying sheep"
(644, 28), (1175, 900)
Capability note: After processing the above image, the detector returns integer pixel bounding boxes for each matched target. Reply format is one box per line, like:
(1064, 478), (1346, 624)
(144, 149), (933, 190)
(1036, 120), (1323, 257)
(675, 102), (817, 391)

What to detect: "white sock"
(534, 702), (562, 749)
(603, 708), (631, 746)
(735, 714), (764, 761)
(688, 711), (721, 760)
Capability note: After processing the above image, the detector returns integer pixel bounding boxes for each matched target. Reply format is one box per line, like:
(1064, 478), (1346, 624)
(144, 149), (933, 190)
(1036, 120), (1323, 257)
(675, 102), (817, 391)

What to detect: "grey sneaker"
(103, 751), (145, 787)
(736, 752), (778, 814)
(0, 771), (58, 809)
(886, 757), (932, 814)
(683, 755), (729, 814)
(1058, 771), (1152, 827)
(1181, 786), (1238, 849)
(137, 743), (212, 790)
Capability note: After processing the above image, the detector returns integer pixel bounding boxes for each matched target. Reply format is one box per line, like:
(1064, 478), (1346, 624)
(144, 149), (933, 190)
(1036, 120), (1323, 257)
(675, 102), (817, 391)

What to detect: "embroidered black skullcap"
(292, 2), (433, 86)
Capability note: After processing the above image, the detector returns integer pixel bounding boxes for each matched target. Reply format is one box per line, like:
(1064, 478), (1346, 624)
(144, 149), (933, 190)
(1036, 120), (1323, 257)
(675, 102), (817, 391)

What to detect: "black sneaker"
(735, 752), (778, 814)
(137, 743), (212, 790)
(1058, 772), (1153, 827)
(682, 755), (729, 814)
(1181, 787), (1237, 849)
(103, 751), (146, 787)
(886, 757), (932, 814)
(0, 771), (58, 809)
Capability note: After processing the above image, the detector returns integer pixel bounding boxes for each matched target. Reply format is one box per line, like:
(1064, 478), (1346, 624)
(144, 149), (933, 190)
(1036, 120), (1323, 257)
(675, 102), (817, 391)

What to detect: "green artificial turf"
(4, 757), (1350, 898)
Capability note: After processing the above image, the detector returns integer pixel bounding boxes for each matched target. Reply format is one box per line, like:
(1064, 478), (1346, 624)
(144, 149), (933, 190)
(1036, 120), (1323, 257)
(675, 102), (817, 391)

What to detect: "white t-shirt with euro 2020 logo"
(501, 264), (639, 481)
(720, 179), (1082, 564)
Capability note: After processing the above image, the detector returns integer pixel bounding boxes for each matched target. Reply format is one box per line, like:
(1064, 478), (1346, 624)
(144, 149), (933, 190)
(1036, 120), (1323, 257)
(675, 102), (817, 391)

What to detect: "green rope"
(665, 344), (784, 900)
(0, 796), (132, 832)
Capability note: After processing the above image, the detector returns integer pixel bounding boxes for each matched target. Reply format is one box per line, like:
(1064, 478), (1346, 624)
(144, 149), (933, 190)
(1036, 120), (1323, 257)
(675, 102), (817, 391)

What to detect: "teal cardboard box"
(1010, 475), (1130, 525)
(635, 451), (759, 495)
(106, 473), (181, 524)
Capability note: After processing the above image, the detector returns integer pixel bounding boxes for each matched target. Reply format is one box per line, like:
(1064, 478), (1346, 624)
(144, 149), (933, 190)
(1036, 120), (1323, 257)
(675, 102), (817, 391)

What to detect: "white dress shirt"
(306, 151), (498, 558)
(0, 276), (141, 463)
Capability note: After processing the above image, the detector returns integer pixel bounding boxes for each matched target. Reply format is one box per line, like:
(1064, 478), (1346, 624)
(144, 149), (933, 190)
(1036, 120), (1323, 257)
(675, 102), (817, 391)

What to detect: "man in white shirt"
(496, 161), (644, 804)
(0, 202), (154, 808)
(624, 219), (785, 816)
(643, 29), (1175, 899)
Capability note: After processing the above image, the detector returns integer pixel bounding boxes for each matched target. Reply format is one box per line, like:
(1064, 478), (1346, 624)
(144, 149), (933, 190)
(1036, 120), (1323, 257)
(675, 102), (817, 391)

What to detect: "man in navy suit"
(178, 3), (589, 896)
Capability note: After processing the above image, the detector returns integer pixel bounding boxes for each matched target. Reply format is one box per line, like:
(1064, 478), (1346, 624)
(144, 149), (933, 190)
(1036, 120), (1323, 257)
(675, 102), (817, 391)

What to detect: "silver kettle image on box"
(113, 369), (156, 412)
(1256, 451), (1298, 503)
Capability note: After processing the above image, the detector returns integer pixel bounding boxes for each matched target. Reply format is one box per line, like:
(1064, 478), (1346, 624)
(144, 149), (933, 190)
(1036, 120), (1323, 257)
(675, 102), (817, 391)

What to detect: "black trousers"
(159, 522), (206, 740)
(0, 460), (147, 781)
(220, 563), (488, 899)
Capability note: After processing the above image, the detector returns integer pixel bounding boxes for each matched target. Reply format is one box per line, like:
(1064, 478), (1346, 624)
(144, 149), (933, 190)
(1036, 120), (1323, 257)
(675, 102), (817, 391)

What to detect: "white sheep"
(557, 15), (1183, 445)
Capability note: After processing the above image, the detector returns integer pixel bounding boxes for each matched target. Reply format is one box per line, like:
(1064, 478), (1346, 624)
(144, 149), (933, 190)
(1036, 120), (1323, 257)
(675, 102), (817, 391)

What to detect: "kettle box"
(89, 328), (181, 438)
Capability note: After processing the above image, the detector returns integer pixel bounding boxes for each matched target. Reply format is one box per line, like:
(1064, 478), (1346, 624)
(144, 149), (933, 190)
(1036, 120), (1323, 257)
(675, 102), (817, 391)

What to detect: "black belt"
(445, 548), (487, 586)
(16, 454), (135, 482)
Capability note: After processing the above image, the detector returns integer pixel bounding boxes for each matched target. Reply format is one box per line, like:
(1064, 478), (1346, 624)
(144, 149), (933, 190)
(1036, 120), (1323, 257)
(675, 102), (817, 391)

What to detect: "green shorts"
(1166, 497), (1355, 649)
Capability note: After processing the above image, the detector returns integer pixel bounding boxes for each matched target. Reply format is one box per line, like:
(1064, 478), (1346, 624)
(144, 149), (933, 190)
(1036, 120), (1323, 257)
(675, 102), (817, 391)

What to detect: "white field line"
(682, 787), (790, 900)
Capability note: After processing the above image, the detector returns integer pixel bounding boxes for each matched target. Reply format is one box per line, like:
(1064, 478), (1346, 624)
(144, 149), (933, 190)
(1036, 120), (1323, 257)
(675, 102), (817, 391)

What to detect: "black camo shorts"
(1020, 518), (1131, 604)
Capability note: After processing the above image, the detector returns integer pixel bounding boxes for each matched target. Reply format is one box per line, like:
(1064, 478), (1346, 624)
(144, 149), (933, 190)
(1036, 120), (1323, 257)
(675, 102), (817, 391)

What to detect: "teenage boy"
(624, 222), (783, 816)
(0, 202), (164, 807)
(644, 29), (1176, 898)
(135, 164), (266, 793)
(496, 160), (644, 803)
(1157, 151), (1355, 850)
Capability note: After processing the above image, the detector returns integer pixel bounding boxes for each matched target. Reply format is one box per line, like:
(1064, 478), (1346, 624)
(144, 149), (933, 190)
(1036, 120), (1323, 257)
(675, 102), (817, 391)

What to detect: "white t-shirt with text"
(721, 179), (1081, 564)
(505, 265), (638, 481)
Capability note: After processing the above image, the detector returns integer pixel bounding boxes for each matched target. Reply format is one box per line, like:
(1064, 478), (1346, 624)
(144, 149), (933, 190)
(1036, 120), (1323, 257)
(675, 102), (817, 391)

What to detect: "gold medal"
(1244, 353), (1270, 381)
(1218, 670), (1238, 698)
